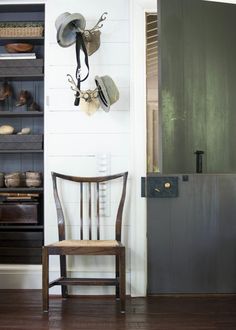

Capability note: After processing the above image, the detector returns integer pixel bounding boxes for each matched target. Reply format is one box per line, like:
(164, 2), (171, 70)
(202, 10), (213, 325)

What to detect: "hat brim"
(57, 13), (86, 47)
(95, 76), (110, 112)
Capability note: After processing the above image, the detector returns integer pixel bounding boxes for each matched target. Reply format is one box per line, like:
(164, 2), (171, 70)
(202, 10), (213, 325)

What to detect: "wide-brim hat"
(55, 12), (86, 47)
(95, 75), (119, 112)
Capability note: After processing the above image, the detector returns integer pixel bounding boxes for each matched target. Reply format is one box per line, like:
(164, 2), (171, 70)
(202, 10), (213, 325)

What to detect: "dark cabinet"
(0, 4), (45, 264)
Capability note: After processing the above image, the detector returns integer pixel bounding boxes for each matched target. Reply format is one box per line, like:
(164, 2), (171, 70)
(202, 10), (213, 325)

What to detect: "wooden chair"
(42, 171), (128, 313)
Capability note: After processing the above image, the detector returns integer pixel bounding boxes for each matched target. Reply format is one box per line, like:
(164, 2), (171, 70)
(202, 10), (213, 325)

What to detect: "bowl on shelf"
(25, 171), (41, 180)
(4, 43), (34, 53)
(0, 172), (4, 187)
(25, 179), (42, 188)
(4, 172), (22, 188)
(25, 171), (42, 187)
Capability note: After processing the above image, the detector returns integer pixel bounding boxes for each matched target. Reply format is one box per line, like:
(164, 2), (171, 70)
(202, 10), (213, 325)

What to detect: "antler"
(67, 74), (98, 102)
(85, 12), (108, 35)
(67, 74), (80, 94)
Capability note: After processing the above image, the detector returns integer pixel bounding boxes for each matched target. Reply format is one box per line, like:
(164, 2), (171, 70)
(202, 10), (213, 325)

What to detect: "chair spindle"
(80, 182), (83, 240)
(88, 182), (92, 240)
(97, 182), (100, 240)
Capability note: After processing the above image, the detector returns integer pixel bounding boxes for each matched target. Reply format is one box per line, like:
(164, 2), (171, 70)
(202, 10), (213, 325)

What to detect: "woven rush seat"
(49, 239), (119, 247)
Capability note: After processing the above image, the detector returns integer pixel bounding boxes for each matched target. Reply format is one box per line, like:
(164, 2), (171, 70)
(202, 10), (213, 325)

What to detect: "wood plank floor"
(0, 290), (236, 329)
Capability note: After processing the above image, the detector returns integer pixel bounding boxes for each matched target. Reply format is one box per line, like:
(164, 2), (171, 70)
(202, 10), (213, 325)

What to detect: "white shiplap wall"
(44, 0), (131, 294)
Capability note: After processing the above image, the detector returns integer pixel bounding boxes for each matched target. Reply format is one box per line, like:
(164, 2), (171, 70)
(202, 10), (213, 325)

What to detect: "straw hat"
(55, 12), (86, 47)
(95, 75), (119, 112)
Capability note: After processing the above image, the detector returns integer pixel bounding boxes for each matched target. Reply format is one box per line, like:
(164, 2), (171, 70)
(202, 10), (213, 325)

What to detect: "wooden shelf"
(0, 225), (43, 230)
(0, 187), (43, 193)
(0, 59), (43, 79)
(0, 4), (44, 13)
(0, 74), (44, 80)
(0, 149), (43, 153)
(0, 111), (43, 117)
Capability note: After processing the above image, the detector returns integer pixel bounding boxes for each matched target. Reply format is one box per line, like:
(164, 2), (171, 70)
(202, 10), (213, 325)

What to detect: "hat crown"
(101, 76), (119, 105)
(55, 12), (70, 30)
(95, 75), (119, 112)
(55, 12), (86, 47)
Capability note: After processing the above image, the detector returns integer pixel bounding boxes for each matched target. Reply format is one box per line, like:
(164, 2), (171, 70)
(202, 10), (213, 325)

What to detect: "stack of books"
(0, 53), (36, 60)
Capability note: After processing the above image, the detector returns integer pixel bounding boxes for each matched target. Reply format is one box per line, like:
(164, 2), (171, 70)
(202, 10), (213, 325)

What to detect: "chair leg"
(42, 247), (49, 312)
(115, 255), (120, 299)
(119, 247), (126, 313)
(60, 255), (68, 298)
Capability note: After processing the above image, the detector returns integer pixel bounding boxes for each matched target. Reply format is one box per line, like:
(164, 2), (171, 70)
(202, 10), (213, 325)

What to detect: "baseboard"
(148, 293), (236, 297)
(0, 265), (42, 289)
(0, 266), (131, 294)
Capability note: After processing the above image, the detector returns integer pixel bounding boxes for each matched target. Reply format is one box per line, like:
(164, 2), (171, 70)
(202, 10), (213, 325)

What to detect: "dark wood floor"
(0, 290), (236, 329)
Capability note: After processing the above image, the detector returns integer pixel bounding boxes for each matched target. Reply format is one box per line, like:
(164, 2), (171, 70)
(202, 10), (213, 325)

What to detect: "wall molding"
(129, 0), (156, 297)
(0, 265), (42, 289)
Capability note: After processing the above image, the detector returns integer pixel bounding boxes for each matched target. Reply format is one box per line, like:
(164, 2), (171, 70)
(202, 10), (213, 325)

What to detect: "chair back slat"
(80, 183), (83, 240)
(88, 182), (92, 240)
(96, 182), (100, 240)
(51, 172), (128, 242)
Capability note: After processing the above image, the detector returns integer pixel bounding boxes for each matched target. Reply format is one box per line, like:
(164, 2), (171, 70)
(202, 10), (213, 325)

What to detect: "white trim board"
(0, 265), (42, 289)
(130, 0), (157, 297)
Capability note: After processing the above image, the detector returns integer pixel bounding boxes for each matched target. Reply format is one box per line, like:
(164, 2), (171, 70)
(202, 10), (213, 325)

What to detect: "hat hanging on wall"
(55, 12), (107, 53)
(83, 30), (101, 56)
(67, 74), (119, 114)
(82, 12), (108, 56)
(55, 12), (89, 106)
(95, 75), (119, 112)
(55, 11), (108, 107)
(55, 12), (86, 47)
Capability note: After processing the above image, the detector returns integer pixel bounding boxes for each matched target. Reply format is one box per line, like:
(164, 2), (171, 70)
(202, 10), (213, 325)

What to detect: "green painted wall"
(159, 0), (236, 173)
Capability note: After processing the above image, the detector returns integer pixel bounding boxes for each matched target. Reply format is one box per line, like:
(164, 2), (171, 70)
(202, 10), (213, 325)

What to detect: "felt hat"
(83, 30), (101, 56)
(55, 12), (86, 47)
(95, 75), (119, 112)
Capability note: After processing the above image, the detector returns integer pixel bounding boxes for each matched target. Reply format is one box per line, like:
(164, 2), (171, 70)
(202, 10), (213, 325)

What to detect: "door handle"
(141, 176), (178, 198)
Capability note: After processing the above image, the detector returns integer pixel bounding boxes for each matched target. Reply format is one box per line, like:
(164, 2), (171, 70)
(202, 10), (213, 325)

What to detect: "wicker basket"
(0, 22), (44, 38)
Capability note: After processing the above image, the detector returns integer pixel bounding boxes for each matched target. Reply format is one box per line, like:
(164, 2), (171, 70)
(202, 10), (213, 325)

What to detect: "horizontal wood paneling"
(46, 111), (129, 133)
(46, 0), (129, 20)
(47, 86), (129, 111)
(48, 19), (130, 44)
(47, 133), (130, 155)
(47, 65), (130, 89)
(44, 0), (130, 295)
(48, 43), (129, 66)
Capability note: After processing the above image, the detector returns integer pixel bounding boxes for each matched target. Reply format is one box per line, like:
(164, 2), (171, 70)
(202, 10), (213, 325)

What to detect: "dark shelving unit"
(0, 3), (45, 265)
